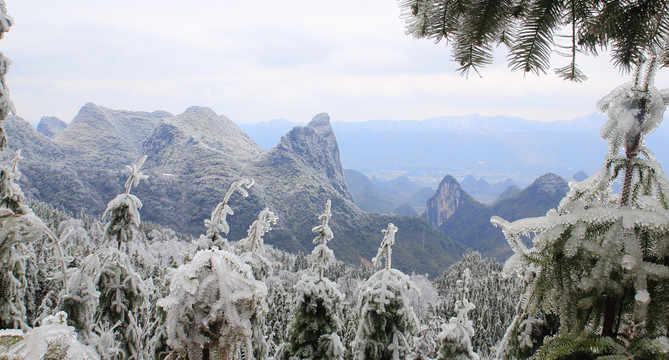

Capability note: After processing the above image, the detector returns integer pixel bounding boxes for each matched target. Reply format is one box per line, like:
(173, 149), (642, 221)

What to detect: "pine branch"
(508, 0), (565, 75)
(453, 0), (514, 76)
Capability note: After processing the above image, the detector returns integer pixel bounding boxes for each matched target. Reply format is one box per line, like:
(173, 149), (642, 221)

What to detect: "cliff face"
(267, 113), (352, 202)
(424, 175), (468, 229)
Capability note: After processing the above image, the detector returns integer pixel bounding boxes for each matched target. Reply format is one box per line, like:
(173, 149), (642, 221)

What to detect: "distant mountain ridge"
(240, 113), (669, 187)
(5, 104), (462, 276)
(344, 169), (433, 214)
(424, 173), (570, 259)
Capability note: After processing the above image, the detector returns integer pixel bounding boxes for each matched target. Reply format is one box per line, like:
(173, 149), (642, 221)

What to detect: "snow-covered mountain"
(5, 104), (461, 276)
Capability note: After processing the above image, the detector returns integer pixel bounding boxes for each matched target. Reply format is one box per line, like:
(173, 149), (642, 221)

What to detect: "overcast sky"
(3, 0), (664, 125)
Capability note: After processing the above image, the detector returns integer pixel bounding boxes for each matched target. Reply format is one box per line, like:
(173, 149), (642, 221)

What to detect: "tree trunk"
(601, 295), (618, 337)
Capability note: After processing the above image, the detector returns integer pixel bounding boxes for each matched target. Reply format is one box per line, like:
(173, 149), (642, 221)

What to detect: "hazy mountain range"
(6, 104), (462, 276)
(239, 113), (669, 187)
(7, 103), (640, 275)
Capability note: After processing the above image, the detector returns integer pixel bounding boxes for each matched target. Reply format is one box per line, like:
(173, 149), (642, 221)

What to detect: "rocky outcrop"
(424, 173), (569, 259)
(424, 175), (468, 229)
(36, 116), (67, 138)
(265, 113), (353, 201)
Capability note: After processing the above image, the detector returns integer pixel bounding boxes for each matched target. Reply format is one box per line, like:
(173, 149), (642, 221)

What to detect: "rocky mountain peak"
(307, 112), (332, 133)
(36, 116), (67, 138)
(166, 107), (262, 162)
(270, 113), (352, 201)
(527, 173), (569, 198)
(424, 175), (466, 229)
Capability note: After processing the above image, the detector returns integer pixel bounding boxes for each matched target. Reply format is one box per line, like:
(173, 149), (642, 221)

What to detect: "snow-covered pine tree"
(352, 223), (420, 360)
(196, 178), (254, 251)
(60, 157), (151, 359)
(278, 200), (345, 360)
(237, 207), (277, 280)
(158, 180), (267, 360)
(0, 1), (52, 332)
(1, 311), (98, 359)
(236, 207), (277, 360)
(492, 59), (669, 359)
(436, 268), (479, 360)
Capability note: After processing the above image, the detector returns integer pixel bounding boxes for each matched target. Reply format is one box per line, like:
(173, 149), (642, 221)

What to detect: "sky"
(3, 0), (665, 125)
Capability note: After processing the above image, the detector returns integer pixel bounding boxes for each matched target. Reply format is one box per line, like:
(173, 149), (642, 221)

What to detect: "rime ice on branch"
(353, 223), (419, 360)
(102, 155), (148, 248)
(277, 200), (345, 360)
(371, 223), (397, 271)
(199, 178), (254, 249)
(436, 268), (479, 360)
(492, 61), (669, 358)
(311, 199), (335, 280)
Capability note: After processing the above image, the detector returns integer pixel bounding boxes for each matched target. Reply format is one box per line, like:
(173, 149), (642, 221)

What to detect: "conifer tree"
(197, 178), (254, 250)
(400, 0), (669, 80)
(237, 207), (278, 360)
(278, 200), (345, 360)
(352, 223), (420, 360)
(159, 180), (268, 360)
(60, 156), (151, 359)
(436, 268), (479, 360)
(492, 60), (669, 358)
(0, 1), (55, 332)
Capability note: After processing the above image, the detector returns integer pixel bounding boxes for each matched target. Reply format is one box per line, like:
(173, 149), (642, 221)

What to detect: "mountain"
(344, 169), (434, 214)
(36, 116), (67, 138)
(495, 185), (521, 202)
(460, 175), (517, 204)
(344, 169), (396, 213)
(6, 105), (462, 276)
(239, 114), (669, 188)
(572, 171), (588, 182)
(424, 173), (569, 259)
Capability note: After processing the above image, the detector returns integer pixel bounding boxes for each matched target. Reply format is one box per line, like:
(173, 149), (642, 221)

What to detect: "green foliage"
(531, 331), (669, 360)
(493, 74), (669, 358)
(401, 0), (669, 78)
(280, 277), (345, 360)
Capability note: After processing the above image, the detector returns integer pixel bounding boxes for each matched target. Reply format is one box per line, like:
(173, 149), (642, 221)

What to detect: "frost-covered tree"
(60, 157), (151, 359)
(1, 311), (98, 359)
(492, 61), (669, 358)
(278, 200), (345, 360)
(158, 248), (267, 360)
(237, 207), (277, 280)
(159, 180), (267, 360)
(352, 223), (420, 360)
(0, 2), (50, 331)
(196, 178), (254, 250)
(102, 155), (148, 249)
(236, 207), (277, 360)
(436, 269), (479, 360)
(410, 317), (441, 360)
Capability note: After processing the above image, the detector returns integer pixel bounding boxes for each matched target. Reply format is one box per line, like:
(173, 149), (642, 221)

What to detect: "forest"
(3, 0), (669, 359)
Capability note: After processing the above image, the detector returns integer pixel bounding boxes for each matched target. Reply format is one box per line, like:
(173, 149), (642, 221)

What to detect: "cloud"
(1, 0), (657, 125)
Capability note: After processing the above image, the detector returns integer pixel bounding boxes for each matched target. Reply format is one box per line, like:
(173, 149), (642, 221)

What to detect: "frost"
(203, 178), (254, 247)
(436, 269), (479, 360)
(353, 224), (419, 360)
(492, 73), (669, 358)
(102, 156), (148, 247)
(159, 248), (267, 359)
(8, 311), (99, 360)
